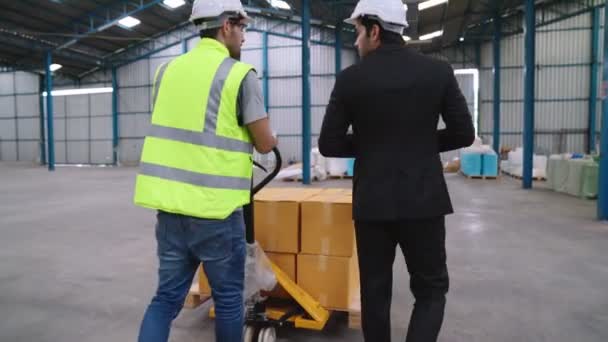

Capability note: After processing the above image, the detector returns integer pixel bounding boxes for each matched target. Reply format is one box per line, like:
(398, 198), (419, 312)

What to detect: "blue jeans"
(138, 210), (246, 342)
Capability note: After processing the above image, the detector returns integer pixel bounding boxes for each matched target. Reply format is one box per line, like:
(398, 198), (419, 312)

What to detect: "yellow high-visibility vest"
(134, 38), (254, 219)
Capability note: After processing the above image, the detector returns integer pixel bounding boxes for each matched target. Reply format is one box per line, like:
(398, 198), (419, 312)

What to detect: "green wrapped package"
(581, 163), (599, 199)
(546, 158), (570, 192)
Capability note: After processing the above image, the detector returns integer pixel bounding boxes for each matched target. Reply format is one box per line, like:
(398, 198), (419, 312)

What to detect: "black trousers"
(355, 216), (449, 342)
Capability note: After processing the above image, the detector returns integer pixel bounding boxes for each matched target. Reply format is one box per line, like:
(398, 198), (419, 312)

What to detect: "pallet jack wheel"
(258, 327), (276, 342)
(243, 325), (256, 342)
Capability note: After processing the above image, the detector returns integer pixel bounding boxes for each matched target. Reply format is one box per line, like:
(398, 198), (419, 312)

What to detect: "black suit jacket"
(318, 44), (475, 221)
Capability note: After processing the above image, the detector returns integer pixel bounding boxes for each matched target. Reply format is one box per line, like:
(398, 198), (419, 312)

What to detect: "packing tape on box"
(318, 255), (328, 272)
(321, 238), (330, 255)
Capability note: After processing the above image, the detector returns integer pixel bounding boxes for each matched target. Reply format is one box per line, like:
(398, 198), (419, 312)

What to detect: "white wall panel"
(53, 118), (66, 140)
(66, 95), (89, 118)
(18, 141), (38, 162)
(0, 96), (15, 118)
(91, 116), (112, 139)
(269, 79), (301, 106)
(55, 141), (66, 164)
(341, 50), (357, 70)
(311, 76), (334, 106)
(0, 120), (16, 140)
(119, 87), (150, 113)
(311, 44), (334, 74)
(0, 73), (14, 94)
(119, 138), (144, 164)
(14, 72), (38, 93)
(67, 141), (89, 163)
(67, 118), (89, 140)
(151, 44), (182, 58)
(16, 95), (38, 117)
(270, 108), (300, 135)
(0, 141), (17, 160)
(91, 141), (113, 164)
(241, 50), (263, 74)
(53, 96), (67, 118)
(17, 118), (39, 139)
(268, 47), (301, 76)
(90, 93), (112, 116)
(118, 59), (150, 86)
(119, 113), (151, 138)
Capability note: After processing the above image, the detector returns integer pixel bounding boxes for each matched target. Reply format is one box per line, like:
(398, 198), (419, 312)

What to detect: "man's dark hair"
(193, 19), (221, 39)
(194, 15), (244, 39)
(360, 16), (405, 45)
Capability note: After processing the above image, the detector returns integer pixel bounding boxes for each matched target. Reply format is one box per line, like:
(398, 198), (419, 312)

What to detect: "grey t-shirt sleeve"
(237, 70), (268, 126)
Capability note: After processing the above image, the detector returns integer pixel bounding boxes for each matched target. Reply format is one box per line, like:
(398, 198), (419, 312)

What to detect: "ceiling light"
(162, 0), (185, 9)
(269, 0), (291, 10)
(418, 0), (449, 11)
(419, 30), (443, 40)
(459, 37), (464, 42)
(402, 35), (411, 41)
(118, 16), (141, 29)
(49, 64), (62, 72)
(43, 87), (113, 97)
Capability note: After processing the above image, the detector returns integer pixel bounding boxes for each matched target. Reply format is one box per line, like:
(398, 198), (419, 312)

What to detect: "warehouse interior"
(1, 1), (608, 342)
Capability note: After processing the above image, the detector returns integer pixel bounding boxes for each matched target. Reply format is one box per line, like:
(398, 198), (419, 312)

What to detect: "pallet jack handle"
(244, 147), (282, 244)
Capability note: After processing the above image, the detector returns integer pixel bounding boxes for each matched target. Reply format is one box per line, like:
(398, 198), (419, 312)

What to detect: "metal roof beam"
(55, 0), (166, 51)
(0, 29), (101, 66)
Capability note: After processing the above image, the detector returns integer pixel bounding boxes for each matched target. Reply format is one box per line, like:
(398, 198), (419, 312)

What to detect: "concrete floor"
(1, 162), (608, 342)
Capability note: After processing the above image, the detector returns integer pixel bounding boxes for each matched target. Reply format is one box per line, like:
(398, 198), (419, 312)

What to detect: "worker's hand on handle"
(247, 117), (277, 154)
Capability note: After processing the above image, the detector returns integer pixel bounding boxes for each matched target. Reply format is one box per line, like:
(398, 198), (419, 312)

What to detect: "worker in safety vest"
(134, 1), (276, 341)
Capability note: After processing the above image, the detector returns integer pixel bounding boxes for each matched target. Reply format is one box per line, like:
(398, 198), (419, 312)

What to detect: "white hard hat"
(344, 0), (409, 34)
(190, 0), (251, 30)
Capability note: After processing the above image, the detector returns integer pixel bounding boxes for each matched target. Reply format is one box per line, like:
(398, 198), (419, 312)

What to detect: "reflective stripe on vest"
(139, 162), (250, 190)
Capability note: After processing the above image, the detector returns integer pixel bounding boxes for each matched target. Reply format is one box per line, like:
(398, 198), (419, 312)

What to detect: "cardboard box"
(262, 252), (296, 299)
(253, 188), (322, 253)
(297, 253), (359, 310)
(301, 189), (355, 257)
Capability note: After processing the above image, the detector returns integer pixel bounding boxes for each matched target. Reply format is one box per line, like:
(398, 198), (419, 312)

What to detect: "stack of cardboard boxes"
(199, 187), (359, 311)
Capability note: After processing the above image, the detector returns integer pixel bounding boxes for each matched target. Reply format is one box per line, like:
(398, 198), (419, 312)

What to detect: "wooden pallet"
(282, 176), (319, 182)
(501, 170), (546, 181)
(460, 171), (498, 180)
(183, 282), (211, 309)
(328, 174), (352, 180)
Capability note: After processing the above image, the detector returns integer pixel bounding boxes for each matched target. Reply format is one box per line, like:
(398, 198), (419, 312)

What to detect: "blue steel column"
(493, 14), (501, 154)
(598, 3), (608, 220)
(111, 67), (119, 166)
(335, 23), (342, 74)
(589, 7), (600, 154)
(45, 52), (55, 171)
(262, 32), (269, 112)
(523, 0), (536, 189)
(301, 0), (312, 185)
(38, 76), (46, 165)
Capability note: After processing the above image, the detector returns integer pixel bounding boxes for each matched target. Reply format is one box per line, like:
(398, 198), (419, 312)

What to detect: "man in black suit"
(318, 1), (475, 341)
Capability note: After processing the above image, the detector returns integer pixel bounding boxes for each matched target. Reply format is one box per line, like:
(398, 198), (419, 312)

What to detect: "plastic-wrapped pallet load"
(581, 163), (599, 199)
(326, 158), (348, 177)
(564, 159), (595, 197)
(533, 155), (548, 179)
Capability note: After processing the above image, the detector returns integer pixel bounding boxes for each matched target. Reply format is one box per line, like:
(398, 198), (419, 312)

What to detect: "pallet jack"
(209, 147), (330, 342)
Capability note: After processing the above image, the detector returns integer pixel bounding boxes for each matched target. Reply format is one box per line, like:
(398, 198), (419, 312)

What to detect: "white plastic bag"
(243, 242), (277, 301)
